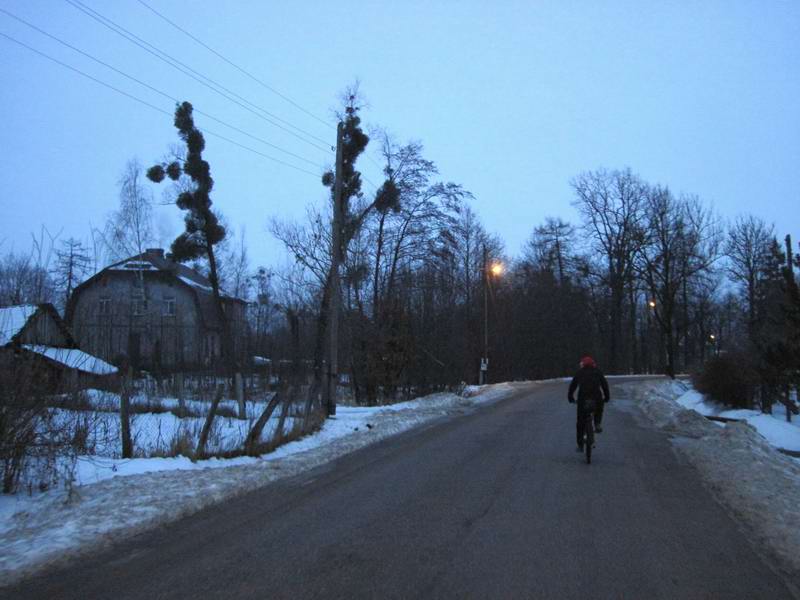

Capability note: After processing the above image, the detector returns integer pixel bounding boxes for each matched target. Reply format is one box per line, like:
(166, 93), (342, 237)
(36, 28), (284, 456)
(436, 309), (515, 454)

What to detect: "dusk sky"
(1, 0), (798, 268)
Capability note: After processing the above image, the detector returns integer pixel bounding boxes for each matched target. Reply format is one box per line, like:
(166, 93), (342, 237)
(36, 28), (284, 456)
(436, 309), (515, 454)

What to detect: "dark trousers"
(576, 400), (605, 445)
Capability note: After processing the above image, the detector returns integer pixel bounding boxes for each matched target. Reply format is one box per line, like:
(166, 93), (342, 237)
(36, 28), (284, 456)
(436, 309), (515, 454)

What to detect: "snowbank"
(634, 380), (800, 580)
(0, 383), (516, 586)
(673, 385), (800, 452)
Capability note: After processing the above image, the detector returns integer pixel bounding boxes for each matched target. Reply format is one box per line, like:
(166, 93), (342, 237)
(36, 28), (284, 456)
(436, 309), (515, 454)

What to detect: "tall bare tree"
(101, 159), (155, 262)
(726, 215), (775, 341)
(572, 168), (647, 373)
(637, 188), (720, 377)
(53, 238), (92, 310)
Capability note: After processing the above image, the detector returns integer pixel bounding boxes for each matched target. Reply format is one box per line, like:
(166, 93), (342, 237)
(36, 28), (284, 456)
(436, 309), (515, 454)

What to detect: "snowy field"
(632, 379), (800, 581)
(0, 383), (515, 586)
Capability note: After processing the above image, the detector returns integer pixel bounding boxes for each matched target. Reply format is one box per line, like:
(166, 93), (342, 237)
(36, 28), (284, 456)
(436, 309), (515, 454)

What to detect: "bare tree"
(100, 159), (155, 262)
(0, 227), (59, 307)
(572, 168), (647, 373)
(524, 217), (577, 283)
(637, 188), (721, 377)
(726, 215), (775, 340)
(53, 238), (92, 309)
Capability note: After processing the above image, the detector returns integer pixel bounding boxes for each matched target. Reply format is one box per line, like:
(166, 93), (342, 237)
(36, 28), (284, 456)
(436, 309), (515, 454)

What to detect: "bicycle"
(581, 398), (597, 464)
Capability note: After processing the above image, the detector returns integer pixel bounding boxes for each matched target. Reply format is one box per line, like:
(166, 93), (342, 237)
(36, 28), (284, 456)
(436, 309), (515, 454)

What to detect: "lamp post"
(480, 245), (504, 385)
(646, 299), (656, 373)
(708, 333), (718, 356)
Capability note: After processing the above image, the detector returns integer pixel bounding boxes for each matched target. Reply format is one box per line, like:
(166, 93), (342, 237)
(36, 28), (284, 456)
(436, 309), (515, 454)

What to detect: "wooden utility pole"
(326, 122), (345, 417)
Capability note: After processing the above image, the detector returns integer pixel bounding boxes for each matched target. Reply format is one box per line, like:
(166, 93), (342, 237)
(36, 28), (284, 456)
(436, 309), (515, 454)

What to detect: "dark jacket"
(568, 366), (610, 406)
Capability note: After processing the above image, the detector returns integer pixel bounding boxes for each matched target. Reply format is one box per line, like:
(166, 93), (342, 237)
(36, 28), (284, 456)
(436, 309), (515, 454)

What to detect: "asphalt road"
(7, 379), (797, 599)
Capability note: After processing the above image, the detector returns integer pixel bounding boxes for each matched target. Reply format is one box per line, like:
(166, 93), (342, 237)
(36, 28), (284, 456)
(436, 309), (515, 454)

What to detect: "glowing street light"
(481, 249), (504, 384)
(648, 300), (656, 309)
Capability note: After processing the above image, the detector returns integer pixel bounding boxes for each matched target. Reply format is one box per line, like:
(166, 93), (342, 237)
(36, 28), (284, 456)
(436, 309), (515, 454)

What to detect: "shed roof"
(0, 304), (38, 345)
(22, 345), (118, 375)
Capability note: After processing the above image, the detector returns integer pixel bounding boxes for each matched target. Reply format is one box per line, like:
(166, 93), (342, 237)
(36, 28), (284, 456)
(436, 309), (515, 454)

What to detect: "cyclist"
(567, 356), (610, 452)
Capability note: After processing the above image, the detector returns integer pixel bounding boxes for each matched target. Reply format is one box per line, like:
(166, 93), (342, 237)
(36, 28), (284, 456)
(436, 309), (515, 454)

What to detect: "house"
(0, 303), (117, 391)
(65, 248), (247, 371)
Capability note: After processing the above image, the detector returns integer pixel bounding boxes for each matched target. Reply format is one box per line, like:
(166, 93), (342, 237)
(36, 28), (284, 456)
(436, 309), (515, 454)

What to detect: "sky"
(1, 0), (799, 270)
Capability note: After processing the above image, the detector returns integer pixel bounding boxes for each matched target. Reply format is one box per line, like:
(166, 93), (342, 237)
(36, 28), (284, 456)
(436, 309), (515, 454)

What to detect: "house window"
(163, 297), (176, 317)
(132, 294), (147, 316)
(99, 297), (111, 315)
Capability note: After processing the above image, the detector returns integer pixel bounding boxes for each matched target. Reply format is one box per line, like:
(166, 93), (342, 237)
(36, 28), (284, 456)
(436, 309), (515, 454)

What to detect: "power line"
(0, 31), (321, 178)
(135, 0), (334, 132)
(64, 0), (334, 153)
(65, 0), (331, 151)
(0, 7), (323, 169)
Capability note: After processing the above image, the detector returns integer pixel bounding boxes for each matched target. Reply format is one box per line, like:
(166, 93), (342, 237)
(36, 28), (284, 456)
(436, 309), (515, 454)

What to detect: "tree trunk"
(665, 315), (676, 379)
(629, 286), (639, 374)
(195, 385), (223, 460)
(206, 241), (237, 376)
(274, 391), (293, 444)
(120, 368), (133, 459)
(244, 390), (283, 455)
(609, 282), (623, 373)
(235, 372), (245, 419)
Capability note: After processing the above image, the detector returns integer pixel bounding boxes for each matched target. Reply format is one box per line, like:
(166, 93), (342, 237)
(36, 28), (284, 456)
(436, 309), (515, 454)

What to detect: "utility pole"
(481, 244), (488, 385)
(326, 122), (344, 417)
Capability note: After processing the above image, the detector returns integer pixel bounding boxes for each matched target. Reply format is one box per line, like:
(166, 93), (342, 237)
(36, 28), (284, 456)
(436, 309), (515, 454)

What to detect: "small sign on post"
(479, 358), (488, 385)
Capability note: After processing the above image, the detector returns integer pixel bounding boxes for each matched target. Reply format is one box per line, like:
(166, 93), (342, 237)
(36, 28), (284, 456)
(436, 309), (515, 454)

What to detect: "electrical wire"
(66, 0), (331, 151)
(135, 0), (334, 132)
(64, 0), (334, 153)
(0, 31), (322, 178)
(0, 7), (323, 169)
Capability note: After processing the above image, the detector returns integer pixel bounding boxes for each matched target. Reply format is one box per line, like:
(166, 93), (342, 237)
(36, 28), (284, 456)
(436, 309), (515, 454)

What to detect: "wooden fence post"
(236, 372), (245, 419)
(176, 372), (185, 416)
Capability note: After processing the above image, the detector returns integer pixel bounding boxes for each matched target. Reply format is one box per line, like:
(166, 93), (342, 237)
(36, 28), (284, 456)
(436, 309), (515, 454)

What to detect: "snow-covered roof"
(0, 304), (39, 345)
(100, 250), (241, 301)
(179, 275), (213, 292)
(108, 260), (158, 271)
(22, 345), (118, 376)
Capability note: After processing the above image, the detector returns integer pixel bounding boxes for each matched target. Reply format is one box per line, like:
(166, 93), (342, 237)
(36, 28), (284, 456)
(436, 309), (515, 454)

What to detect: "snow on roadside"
(672, 385), (800, 452)
(633, 380), (800, 580)
(0, 383), (516, 586)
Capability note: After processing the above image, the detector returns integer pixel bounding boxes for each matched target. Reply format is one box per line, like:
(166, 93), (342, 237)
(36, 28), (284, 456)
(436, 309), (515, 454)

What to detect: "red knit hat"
(580, 356), (596, 368)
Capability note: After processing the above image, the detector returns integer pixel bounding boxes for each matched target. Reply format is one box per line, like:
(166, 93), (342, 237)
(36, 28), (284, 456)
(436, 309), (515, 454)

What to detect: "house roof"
(67, 249), (245, 331)
(0, 304), (38, 345)
(105, 249), (243, 302)
(0, 304), (76, 347)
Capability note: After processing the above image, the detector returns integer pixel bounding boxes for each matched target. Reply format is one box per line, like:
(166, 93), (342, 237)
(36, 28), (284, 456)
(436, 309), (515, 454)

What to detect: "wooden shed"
(0, 304), (118, 392)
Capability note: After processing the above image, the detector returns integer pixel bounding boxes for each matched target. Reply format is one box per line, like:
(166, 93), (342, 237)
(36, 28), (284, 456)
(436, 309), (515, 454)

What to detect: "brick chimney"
(146, 248), (165, 259)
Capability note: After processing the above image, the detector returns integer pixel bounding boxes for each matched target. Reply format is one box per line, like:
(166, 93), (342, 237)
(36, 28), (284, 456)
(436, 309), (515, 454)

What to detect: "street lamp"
(480, 245), (504, 385)
(645, 299), (656, 373)
(708, 333), (719, 356)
